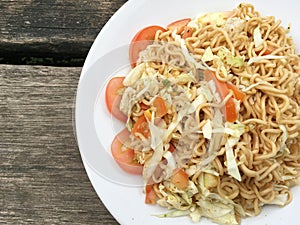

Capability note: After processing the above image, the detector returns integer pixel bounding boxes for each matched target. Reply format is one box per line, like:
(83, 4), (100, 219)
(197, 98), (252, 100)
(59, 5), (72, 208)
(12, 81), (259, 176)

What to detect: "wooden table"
(0, 1), (127, 224)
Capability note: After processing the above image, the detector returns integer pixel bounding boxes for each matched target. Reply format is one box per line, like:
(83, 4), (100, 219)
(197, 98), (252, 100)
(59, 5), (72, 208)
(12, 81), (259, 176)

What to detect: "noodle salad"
(105, 3), (300, 225)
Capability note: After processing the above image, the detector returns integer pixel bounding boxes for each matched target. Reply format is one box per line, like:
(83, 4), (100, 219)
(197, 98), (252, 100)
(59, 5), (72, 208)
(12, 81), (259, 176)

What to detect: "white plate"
(76, 0), (300, 224)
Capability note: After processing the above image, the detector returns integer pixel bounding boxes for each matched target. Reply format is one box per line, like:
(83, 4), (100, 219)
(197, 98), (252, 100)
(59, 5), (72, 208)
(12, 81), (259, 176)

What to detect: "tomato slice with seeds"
(111, 128), (143, 175)
(132, 115), (150, 139)
(167, 18), (191, 34)
(204, 70), (237, 122)
(145, 184), (157, 204)
(105, 77), (127, 122)
(129, 25), (167, 68)
(226, 82), (246, 102)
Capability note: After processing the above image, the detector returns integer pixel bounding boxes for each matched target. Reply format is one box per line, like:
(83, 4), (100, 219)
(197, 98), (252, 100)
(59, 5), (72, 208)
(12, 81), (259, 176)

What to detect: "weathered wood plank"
(0, 0), (127, 65)
(0, 65), (119, 224)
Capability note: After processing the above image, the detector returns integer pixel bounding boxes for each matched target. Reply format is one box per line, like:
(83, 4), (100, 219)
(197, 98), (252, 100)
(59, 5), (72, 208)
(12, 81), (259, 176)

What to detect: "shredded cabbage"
(225, 17), (245, 33)
(172, 72), (196, 84)
(201, 47), (244, 80)
(199, 85), (214, 102)
(157, 181), (196, 210)
(123, 63), (145, 86)
(189, 208), (202, 222)
(253, 26), (263, 48)
(208, 80), (222, 103)
(279, 124), (289, 153)
(185, 165), (198, 177)
(143, 119), (165, 183)
(163, 151), (177, 179)
(197, 12), (230, 27)
(217, 48), (245, 67)
(269, 193), (288, 206)
(172, 30), (207, 70)
(163, 92), (207, 142)
(196, 173), (245, 224)
(186, 181), (199, 197)
(200, 109), (224, 167)
(154, 210), (190, 218)
(225, 140), (241, 181)
(203, 173), (218, 189)
(160, 181), (198, 207)
(187, 18), (200, 30)
(225, 122), (246, 137)
(135, 77), (156, 99)
(223, 122), (245, 181)
(201, 164), (220, 176)
(156, 171), (244, 224)
(202, 47), (214, 62)
(233, 98), (241, 114)
(247, 55), (287, 65)
(296, 176), (300, 185)
(211, 123), (247, 181)
(197, 199), (239, 225)
(188, 94), (206, 114)
(203, 119), (213, 139)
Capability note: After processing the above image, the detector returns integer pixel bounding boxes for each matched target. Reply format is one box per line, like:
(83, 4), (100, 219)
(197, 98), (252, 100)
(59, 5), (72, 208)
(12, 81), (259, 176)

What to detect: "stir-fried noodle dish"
(106, 3), (300, 225)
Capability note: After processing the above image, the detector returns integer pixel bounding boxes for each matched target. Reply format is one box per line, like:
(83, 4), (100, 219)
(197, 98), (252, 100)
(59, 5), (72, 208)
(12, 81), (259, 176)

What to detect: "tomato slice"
(105, 77), (127, 122)
(168, 144), (176, 153)
(182, 26), (193, 39)
(255, 45), (277, 56)
(145, 184), (157, 204)
(226, 82), (246, 102)
(153, 96), (167, 118)
(167, 18), (191, 34)
(111, 128), (143, 175)
(171, 168), (189, 190)
(263, 45), (277, 55)
(132, 115), (150, 139)
(129, 25), (167, 68)
(204, 70), (237, 122)
(140, 102), (150, 110)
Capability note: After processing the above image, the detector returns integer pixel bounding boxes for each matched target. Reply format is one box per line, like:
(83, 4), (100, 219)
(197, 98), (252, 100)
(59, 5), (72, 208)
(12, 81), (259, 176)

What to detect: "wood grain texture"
(0, 65), (119, 224)
(0, 0), (127, 60)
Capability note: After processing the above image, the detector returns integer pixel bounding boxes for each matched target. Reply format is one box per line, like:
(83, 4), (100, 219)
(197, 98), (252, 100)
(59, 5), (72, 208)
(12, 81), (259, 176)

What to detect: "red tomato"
(129, 25), (167, 67)
(132, 115), (150, 139)
(105, 77), (127, 122)
(167, 18), (191, 34)
(226, 82), (246, 102)
(262, 45), (277, 55)
(145, 184), (157, 204)
(171, 168), (189, 190)
(153, 96), (167, 118)
(111, 129), (143, 175)
(139, 102), (150, 110)
(168, 144), (176, 153)
(182, 26), (193, 39)
(204, 70), (237, 122)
